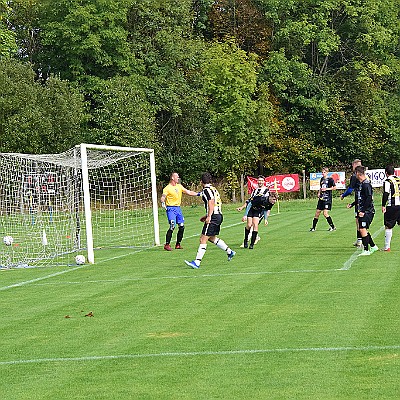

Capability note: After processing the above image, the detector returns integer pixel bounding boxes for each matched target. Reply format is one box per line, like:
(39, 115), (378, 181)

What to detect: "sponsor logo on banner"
(309, 172), (346, 190)
(365, 169), (386, 187)
(247, 174), (300, 193)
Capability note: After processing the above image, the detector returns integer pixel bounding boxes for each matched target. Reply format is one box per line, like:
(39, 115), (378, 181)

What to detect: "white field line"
(0, 266), (85, 292)
(340, 226), (385, 271)
(21, 268), (339, 287)
(1, 344), (400, 366)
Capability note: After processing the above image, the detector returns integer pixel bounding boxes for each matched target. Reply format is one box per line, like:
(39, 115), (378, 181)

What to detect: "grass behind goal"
(1, 198), (400, 399)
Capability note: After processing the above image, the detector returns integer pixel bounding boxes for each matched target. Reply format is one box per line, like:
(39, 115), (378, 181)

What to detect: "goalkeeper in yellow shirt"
(160, 172), (199, 251)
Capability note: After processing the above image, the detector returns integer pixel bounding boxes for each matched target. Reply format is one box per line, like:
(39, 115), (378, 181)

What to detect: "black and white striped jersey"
(201, 184), (222, 215)
(382, 175), (400, 207)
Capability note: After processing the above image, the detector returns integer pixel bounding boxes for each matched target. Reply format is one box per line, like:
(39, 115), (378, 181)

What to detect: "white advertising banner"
(365, 169), (386, 187)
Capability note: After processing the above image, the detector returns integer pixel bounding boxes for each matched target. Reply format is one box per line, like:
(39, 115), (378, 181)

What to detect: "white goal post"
(0, 144), (160, 268)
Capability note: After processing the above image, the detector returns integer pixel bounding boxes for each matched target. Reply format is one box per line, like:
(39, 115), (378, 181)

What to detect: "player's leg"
(382, 207), (397, 251)
(175, 208), (185, 249)
(354, 217), (362, 247)
(310, 207), (321, 231)
(164, 207), (176, 251)
(249, 216), (260, 249)
(243, 217), (252, 248)
(359, 214), (378, 255)
(324, 207), (335, 231)
(208, 214), (235, 260)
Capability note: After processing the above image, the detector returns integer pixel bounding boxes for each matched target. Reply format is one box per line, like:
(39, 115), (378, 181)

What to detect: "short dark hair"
(355, 165), (365, 175)
(385, 165), (395, 175)
(201, 172), (212, 184)
(257, 175), (265, 180)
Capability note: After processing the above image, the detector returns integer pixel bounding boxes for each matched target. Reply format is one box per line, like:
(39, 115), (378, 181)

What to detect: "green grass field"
(1, 198), (399, 399)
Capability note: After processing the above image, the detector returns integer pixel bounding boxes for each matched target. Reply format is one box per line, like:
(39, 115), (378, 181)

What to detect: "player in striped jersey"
(236, 176), (270, 249)
(381, 165), (400, 251)
(184, 172), (235, 269)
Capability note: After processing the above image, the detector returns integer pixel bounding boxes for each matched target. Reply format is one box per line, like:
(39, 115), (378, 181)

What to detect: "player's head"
(257, 175), (265, 187)
(170, 172), (180, 183)
(322, 167), (329, 176)
(352, 159), (361, 170)
(385, 165), (395, 176)
(201, 172), (212, 185)
(269, 192), (278, 204)
(355, 165), (366, 179)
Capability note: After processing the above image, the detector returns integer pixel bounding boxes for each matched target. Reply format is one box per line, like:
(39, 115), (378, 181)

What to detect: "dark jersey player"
(341, 159), (362, 247)
(184, 172), (235, 269)
(310, 167), (336, 232)
(236, 175), (269, 249)
(355, 165), (378, 256)
(381, 165), (400, 251)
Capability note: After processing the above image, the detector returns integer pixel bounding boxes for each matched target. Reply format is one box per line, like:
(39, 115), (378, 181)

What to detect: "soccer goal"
(0, 144), (160, 268)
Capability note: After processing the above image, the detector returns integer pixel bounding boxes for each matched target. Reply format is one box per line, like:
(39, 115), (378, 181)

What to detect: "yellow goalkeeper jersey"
(162, 183), (184, 206)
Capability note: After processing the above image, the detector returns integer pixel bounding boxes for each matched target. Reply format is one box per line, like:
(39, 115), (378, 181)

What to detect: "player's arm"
(264, 209), (270, 225)
(341, 187), (353, 199)
(160, 193), (167, 209)
(347, 201), (355, 209)
(341, 175), (357, 199)
(236, 200), (249, 212)
(205, 198), (214, 224)
(381, 181), (390, 212)
(182, 187), (201, 197)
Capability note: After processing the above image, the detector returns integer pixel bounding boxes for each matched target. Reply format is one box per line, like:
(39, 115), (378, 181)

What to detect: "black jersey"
(249, 186), (269, 210)
(357, 178), (375, 214)
(319, 176), (335, 202)
(382, 175), (400, 207)
(201, 184), (222, 215)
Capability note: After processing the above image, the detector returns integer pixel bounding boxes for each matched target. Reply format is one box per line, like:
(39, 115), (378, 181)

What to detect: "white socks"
(385, 228), (392, 250)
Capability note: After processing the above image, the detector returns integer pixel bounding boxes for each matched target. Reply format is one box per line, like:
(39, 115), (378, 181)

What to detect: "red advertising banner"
(247, 174), (300, 193)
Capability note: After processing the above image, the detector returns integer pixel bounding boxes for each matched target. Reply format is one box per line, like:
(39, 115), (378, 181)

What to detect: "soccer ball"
(75, 255), (86, 265)
(3, 236), (14, 246)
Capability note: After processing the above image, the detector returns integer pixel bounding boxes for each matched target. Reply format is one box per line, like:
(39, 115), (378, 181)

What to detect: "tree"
(201, 41), (273, 180)
(0, 59), (87, 153)
(207, 0), (272, 57)
(0, 0), (17, 58)
(35, 0), (135, 81)
(87, 75), (158, 150)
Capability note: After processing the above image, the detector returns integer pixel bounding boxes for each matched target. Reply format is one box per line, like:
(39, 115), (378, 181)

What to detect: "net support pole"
(80, 144), (95, 264)
(149, 150), (160, 246)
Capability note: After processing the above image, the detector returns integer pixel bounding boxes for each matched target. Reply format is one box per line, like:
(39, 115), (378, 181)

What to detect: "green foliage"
(1, 0), (400, 179)
(36, 0), (135, 80)
(0, 0), (17, 58)
(87, 75), (158, 149)
(201, 41), (273, 175)
(0, 59), (87, 153)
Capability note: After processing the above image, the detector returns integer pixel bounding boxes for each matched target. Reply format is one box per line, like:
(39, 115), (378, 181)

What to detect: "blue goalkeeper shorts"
(166, 206), (184, 225)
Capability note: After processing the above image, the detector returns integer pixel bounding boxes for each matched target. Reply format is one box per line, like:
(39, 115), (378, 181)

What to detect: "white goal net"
(0, 144), (159, 268)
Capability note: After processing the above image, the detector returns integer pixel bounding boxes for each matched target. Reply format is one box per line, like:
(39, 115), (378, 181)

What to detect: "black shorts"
(359, 212), (374, 229)
(202, 213), (223, 237)
(247, 207), (264, 219)
(384, 206), (400, 229)
(317, 199), (332, 211)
